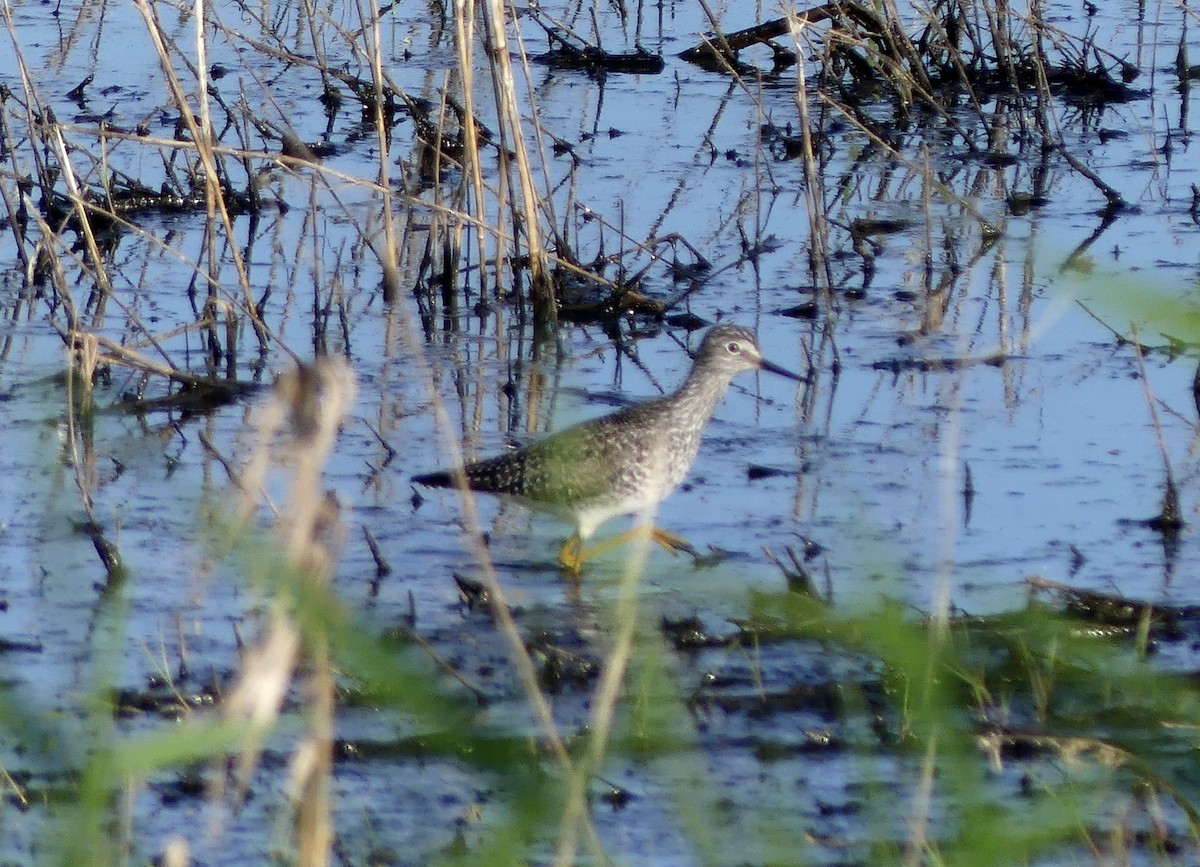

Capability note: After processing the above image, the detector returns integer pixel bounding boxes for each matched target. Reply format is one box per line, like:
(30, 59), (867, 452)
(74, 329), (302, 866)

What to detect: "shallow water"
(2, 0), (1200, 862)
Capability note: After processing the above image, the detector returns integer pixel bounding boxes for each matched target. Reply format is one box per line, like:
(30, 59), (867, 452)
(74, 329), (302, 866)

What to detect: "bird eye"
(726, 341), (741, 354)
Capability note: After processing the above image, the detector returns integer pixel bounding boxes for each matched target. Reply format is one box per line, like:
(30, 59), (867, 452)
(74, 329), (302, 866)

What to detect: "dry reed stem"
(0, 116), (32, 273)
(134, 0), (266, 341)
(402, 311), (605, 858)
(554, 500), (660, 866)
(453, 0), (492, 301)
(818, 88), (998, 235)
(903, 329), (969, 864)
(7, 196), (127, 574)
(162, 838), (190, 867)
(45, 125), (114, 297)
(79, 335), (234, 390)
(355, 0), (403, 303)
(787, 15), (835, 296)
(878, 0), (935, 93)
(43, 119), (534, 265)
(216, 358), (354, 867)
(39, 113), (583, 311)
(1129, 324), (1183, 526)
(0, 767), (29, 810)
(904, 731), (939, 865)
(481, 0), (555, 323)
(221, 609), (301, 797)
(509, 11), (561, 236)
(0, 15), (114, 299)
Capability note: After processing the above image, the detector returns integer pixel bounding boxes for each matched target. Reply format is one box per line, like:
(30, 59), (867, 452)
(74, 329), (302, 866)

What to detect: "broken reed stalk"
(919, 146), (946, 336)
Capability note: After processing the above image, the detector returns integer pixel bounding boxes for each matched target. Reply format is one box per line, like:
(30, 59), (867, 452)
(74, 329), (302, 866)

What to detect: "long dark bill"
(760, 358), (803, 381)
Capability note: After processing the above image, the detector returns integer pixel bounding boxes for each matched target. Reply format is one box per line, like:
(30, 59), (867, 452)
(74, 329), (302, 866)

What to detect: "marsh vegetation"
(2, 0), (1200, 863)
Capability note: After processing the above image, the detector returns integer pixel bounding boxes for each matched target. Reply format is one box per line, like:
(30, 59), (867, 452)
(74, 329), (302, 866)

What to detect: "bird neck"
(671, 361), (735, 419)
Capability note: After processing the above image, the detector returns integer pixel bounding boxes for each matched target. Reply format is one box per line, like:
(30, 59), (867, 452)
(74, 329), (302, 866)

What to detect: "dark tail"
(411, 470), (454, 487)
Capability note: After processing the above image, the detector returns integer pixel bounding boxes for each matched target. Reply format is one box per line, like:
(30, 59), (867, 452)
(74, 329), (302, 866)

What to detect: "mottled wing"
(488, 416), (629, 505)
(415, 399), (675, 507)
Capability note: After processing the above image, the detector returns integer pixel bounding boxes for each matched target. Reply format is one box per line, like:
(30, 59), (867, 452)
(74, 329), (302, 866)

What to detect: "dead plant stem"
(357, 0), (402, 304)
(453, 0), (492, 301)
(403, 311), (604, 858)
(555, 523), (656, 867)
(135, 0), (267, 345)
(480, 0), (555, 325)
(788, 16), (835, 296)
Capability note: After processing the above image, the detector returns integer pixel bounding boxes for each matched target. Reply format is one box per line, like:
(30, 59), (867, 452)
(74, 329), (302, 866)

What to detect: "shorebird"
(413, 324), (800, 573)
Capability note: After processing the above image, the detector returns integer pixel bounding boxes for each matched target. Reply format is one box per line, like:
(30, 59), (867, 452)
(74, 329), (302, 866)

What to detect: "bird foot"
(649, 528), (699, 559)
(557, 527), (697, 574)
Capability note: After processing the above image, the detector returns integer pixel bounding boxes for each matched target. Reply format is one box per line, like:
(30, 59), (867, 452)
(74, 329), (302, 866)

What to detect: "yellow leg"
(557, 534), (585, 574)
(560, 526), (697, 573)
